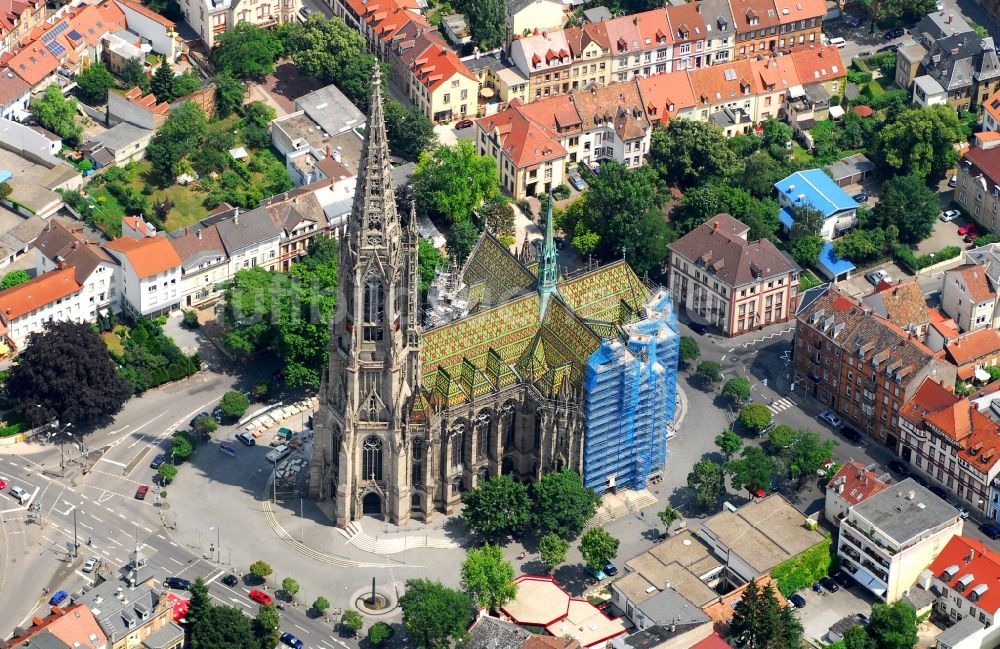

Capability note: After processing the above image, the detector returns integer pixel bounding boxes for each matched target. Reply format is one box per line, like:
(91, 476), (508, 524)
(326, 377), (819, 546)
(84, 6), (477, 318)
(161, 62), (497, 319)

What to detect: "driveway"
(793, 583), (874, 646)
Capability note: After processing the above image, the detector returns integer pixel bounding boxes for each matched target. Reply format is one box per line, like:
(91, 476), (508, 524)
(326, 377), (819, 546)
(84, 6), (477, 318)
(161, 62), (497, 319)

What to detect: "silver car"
(82, 556), (99, 573)
(818, 410), (843, 428)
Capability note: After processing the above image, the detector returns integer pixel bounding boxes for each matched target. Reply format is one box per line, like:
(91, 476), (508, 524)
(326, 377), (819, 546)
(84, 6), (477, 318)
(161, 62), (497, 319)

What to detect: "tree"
(767, 424), (798, 452)
(0, 270), (30, 289)
(674, 183), (779, 240)
(649, 120), (736, 188)
(220, 390), (250, 420)
(384, 100), (436, 160)
(145, 101), (208, 185)
(726, 446), (779, 495)
(738, 404), (772, 433)
(737, 150), (791, 199)
(249, 560), (272, 579)
(579, 527), (619, 572)
(312, 596), (331, 615)
(531, 470), (601, 538)
(840, 625), (871, 649)
(281, 577), (299, 599)
(76, 63), (116, 104)
(120, 57), (148, 91)
(877, 106), (963, 180)
(461, 474), (531, 538)
(0, 182), (10, 201)
(722, 377), (751, 404)
(787, 430), (836, 488)
(687, 460), (726, 508)
(30, 85), (81, 147)
(872, 174), (938, 244)
(183, 310), (200, 328)
(213, 22), (281, 79)
(368, 621), (394, 647)
(454, 0), (505, 48)
(399, 579), (473, 649)
(252, 604), (281, 649)
(679, 336), (701, 368)
(833, 227), (886, 263)
(866, 601), (918, 649)
(150, 58), (176, 102)
(171, 432), (195, 462)
(448, 218), (481, 265)
(760, 117), (793, 147)
(696, 361), (722, 386)
(286, 14), (380, 110)
(193, 414), (217, 436)
(729, 580), (800, 649)
(538, 532), (570, 572)
(788, 203), (826, 267)
(460, 544), (517, 610)
(213, 72), (245, 119)
(413, 141), (501, 224)
(158, 463), (177, 484)
(715, 429), (743, 461)
(657, 505), (682, 532)
(172, 72), (201, 99)
(191, 604), (256, 649)
(418, 239), (447, 293)
(474, 193), (516, 241)
(8, 322), (132, 427)
(187, 578), (211, 635)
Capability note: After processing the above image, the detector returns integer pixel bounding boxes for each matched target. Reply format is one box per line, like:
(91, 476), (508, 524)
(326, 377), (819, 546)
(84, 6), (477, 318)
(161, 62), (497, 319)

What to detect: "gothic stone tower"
(308, 65), (421, 526)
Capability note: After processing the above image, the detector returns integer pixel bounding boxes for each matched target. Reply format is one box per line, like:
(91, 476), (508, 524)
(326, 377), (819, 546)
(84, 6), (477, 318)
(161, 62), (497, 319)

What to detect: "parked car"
(149, 454), (167, 469)
(819, 576), (840, 592)
(688, 322), (709, 335)
(875, 44), (896, 53)
(979, 522), (1000, 539)
(164, 576), (191, 590)
(833, 571), (854, 588)
(928, 485), (948, 499)
(887, 460), (910, 476)
(190, 413), (211, 428)
(236, 432), (255, 446)
(853, 50), (872, 58)
(856, 613), (870, 627)
(865, 269), (891, 286)
(959, 223), (977, 236)
(298, 6), (313, 16)
(249, 589), (272, 605)
(567, 174), (587, 191)
(952, 502), (970, 519)
(455, 118), (474, 129)
(949, 174), (958, 187)
(604, 562), (618, 577)
(589, 567), (607, 581)
(135, 485), (149, 500)
(280, 633), (304, 649)
(940, 209), (960, 221)
(884, 27), (905, 39)
(0, 478), (6, 490)
(852, 192), (868, 203)
(49, 590), (69, 606)
(847, 15), (864, 27)
(965, 231), (979, 243)
(840, 427), (862, 444)
(221, 574), (239, 587)
(789, 593), (807, 608)
(82, 556), (99, 573)
(817, 410), (843, 428)
(9, 485), (28, 503)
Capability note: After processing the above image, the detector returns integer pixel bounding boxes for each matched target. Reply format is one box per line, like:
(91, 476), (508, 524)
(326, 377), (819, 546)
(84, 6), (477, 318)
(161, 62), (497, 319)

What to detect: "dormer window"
(957, 573), (974, 592)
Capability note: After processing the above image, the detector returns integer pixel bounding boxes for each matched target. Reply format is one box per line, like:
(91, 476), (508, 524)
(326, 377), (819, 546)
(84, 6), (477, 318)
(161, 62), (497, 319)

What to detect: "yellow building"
(506, 0), (565, 42)
(398, 30), (479, 121)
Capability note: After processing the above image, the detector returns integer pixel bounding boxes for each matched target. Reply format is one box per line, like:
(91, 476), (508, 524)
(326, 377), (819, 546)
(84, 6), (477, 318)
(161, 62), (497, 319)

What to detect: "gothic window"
(362, 435), (383, 481)
(411, 437), (424, 487)
(363, 276), (384, 342)
(366, 394), (379, 422)
(534, 409), (544, 449)
(476, 413), (490, 461)
(450, 424), (466, 469)
(503, 404), (517, 448)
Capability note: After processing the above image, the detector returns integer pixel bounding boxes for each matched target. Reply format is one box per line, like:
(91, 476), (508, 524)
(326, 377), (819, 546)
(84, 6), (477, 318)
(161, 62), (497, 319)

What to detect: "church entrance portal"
(362, 492), (382, 517)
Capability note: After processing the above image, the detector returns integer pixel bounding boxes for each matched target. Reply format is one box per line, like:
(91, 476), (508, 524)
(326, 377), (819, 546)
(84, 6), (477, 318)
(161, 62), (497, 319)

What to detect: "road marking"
(108, 538), (123, 547)
(229, 597), (252, 609)
(293, 624), (308, 633)
(768, 397), (797, 414)
(100, 458), (127, 467)
(131, 520), (141, 528)
(721, 354), (726, 362)
(156, 534), (165, 540)
(206, 570), (224, 583)
(118, 513), (126, 519)
(80, 522), (93, 531)
(92, 515), (104, 523)
(169, 557), (184, 566)
(169, 541), (178, 547)
(143, 526), (153, 533)
(75, 570), (91, 579)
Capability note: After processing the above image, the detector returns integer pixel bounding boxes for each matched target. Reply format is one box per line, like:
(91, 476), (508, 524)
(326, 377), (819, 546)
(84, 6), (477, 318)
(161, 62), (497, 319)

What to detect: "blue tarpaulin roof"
(0, 170), (12, 184)
(818, 243), (855, 278)
(779, 207), (796, 230)
(774, 169), (859, 218)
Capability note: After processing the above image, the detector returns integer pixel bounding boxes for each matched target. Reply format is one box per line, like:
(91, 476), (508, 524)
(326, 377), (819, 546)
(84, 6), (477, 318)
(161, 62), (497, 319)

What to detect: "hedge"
(894, 244), (961, 273)
(770, 535), (832, 597)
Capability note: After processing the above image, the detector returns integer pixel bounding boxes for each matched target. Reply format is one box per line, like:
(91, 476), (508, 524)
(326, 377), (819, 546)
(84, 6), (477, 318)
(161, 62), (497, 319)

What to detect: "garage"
(828, 153), (876, 187)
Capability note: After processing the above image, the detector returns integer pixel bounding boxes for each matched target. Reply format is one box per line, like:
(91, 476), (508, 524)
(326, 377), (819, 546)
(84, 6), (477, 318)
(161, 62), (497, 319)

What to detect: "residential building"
(922, 536), (1000, 649)
(510, 28), (575, 100)
(505, 0), (565, 43)
(942, 264), (998, 332)
(895, 41), (926, 91)
(564, 81), (651, 169)
(108, 87), (170, 131)
(687, 58), (759, 133)
(664, 3), (709, 72)
(749, 54), (799, 121)
(828, 153), (876, 187)
(560, 22), (613, 89)
(946, 327), (1000, 385)
(4, 603), (107, 649)
(728, 0), (782, 58)
(168, 223), (228, 308)
(838, 478), (962, 601)
(985, 89), (1000, 131)
(668, 213), (799, 337)
(80, 122), (154, 169)
(74, 578), (183, 649)
(774, 0), (824, 50)
(785, 44), (846, 129)
(179, 0), (297, 49)
(440, 13), (470, 46)
(610, 588), (714, 649)
(0, 130), (81, 218)
(330, 0), (422, 60)
(775, 169), (860, 240)
(34, 219), (118, 320)
(956, 138), (1000, 236)
(103, 233), (182, 316)
(0, 202), (49, 270)
(0, 0), (45, 57)
(110, 0), (176, 59)
(793, 285), (957, 446)
(699, 0), (736, 64)
(636, 70), (698, 125)
(0, 68), (30, 119)
(461, 49), (530, 110)
(0, 267), (83, 351)
(263, 186), (330, 270)
(825, 461), (891, 525)
(213, 206), (281, 275)
(862, 279), (931, 339)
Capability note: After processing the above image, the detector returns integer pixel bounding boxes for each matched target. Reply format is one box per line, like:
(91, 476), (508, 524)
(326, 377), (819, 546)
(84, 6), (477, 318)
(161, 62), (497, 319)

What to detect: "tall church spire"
(349, 63), (398, 249)
(538, 192), (559, 320)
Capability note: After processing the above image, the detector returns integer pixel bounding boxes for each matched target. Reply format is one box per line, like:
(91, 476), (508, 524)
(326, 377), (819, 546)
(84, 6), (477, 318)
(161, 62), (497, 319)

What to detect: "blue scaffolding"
(582, 289), (679, 492)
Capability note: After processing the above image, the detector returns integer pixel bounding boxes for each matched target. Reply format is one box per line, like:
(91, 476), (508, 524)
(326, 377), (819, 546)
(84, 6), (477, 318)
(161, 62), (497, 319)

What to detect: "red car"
(958, 223), (977, 236)
(747, 485), (766, 498)
(0, 479), (6, 490)
(135, 485), (149, 500)
(249, 589), (272, 605)
(455, 119), (474, 129)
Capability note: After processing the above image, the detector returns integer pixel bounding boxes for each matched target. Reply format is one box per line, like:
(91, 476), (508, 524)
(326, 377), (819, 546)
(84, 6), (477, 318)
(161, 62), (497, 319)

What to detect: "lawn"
(790, 143), (814, 165)
(126, 161), (211, 231)
(102, 325), (127, 355)
(85, 187), (127, 234)
(799, 269), (823, 292)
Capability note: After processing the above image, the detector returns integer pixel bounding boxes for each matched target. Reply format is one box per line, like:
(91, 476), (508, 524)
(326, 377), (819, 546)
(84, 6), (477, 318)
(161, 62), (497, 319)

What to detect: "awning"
(851, 566), (887, 597)
(829, 105), (845, 119)
(788, 85), (805, 98)
(976, 367), (992, 382)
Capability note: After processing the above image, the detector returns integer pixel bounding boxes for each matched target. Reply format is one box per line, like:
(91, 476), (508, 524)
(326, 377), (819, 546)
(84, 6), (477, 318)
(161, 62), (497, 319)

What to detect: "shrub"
(158, 463), (177, 484)
(829, 95), (841, 107)
(313, 596), (331, 615)
(368, 621), (394, 647)
(340, 609), (362, 633)
(846, 69), (873, 85)
(552, 183), (571, 200)
(220, 390), (250, 419)
(898, 245), (962, 272)
(973, 233), (1000, 247)
(770, 537), (833, 596)
(249, 560), (272, 578)
(182, 310), (200, 328)
(516, 199), (533, 218)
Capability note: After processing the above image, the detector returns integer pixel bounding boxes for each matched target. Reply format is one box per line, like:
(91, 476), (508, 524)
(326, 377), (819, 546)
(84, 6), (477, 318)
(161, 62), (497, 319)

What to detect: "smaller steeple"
(538, 192), (559, 320)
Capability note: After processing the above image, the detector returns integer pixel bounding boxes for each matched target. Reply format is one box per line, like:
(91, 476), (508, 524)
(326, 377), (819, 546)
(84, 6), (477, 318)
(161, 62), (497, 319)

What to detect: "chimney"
(234, 208), (240, 225)
(714, 220), (720, 230)
(197, 229), (203, 240)
(968, 549), (975, 562)
(72, 241), (79, 249)
(325, 144), (331, 157)
(185, 227), (189, 236)
(908, 490), (916, 500)
(948, 14), (953, 23)
(58, 261), (66, 270)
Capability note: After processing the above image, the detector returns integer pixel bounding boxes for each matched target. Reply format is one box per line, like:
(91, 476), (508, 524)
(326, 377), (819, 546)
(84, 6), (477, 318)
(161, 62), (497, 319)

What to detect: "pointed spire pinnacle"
(538, 192), (559, 320)
(349, 63), (398, 249)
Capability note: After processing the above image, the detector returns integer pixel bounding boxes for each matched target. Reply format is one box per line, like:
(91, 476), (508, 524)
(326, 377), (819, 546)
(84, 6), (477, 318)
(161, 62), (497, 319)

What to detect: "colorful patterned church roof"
(419, 231), (651, 409)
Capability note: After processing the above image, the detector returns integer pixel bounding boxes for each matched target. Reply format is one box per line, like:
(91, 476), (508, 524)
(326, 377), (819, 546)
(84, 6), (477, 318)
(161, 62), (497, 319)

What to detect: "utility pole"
(72, 509), (78, 558)
(300, 498), (304, 543)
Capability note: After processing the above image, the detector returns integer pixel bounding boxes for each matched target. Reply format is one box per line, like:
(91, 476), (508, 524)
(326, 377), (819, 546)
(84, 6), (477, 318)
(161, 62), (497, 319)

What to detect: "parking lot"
(792, 576), (875, 645)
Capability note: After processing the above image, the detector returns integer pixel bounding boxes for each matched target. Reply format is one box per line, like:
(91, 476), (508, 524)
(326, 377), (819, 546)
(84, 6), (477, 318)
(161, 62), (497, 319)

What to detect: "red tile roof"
(774, 0), (825, 24)
(929, 307), (960, 340)
(665, 3), (707, 42)
(689, 59), (759, 104)
(6, 604), (106, 649)
(690, 632), (735, 649)
(0, 267), (80, 323)
(948, 264), (996, 303)
(123, 86), (170, 114)
(984, 89), (1000, 127)
(789, 45), (845, 84)
(964, 142), (1000, 197)
(901, 377), (959, 428)
(476, 99), (567, 169)
(112, 0), (174, 27)
(928, 536), (1000, 614)
(637, 70), (696, 123)
(104, 235), (181, 279)
(408, 38), (475, 91)
(750, 55), (800, 92)
(945, 327), (1000, 367)
(729, 0), (781, 32)
(827, 461), (890, 506)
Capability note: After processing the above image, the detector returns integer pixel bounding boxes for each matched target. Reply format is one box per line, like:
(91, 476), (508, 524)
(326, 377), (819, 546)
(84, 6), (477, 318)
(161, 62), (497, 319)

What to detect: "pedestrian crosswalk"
(768, 397), (796, 414)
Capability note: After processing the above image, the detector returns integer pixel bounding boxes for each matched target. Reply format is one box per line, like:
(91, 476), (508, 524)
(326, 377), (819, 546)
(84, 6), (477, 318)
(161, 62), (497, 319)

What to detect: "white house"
(103, 234), (182, 316)
(922, 536), (1000, 649)
(213, 206), (281, 276)
(0, 267), (84, 351)
(34, 220), (119, 320)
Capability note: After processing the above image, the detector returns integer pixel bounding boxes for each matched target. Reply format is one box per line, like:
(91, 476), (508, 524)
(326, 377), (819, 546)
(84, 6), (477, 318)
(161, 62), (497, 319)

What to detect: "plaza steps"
(340, 521), (459, 555)
(587, 489), (658, 528)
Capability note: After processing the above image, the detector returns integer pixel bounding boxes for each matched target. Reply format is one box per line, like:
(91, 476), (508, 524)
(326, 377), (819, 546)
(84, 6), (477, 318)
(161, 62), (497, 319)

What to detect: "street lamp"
(50, 421), (73, 477)
(209, 526), (220, 562)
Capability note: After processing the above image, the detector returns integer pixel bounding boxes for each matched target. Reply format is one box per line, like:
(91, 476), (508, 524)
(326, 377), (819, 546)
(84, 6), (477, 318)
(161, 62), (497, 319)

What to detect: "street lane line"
(169, 541), (178, 547)
(91, 515), (104, 523)
(206, 570), (224, 583)
(169, 557), (183, 566)
(108, 538), (123, 547)
(229, 597), (252, 609)
(80, 523), (93, 531)
(293, 624), (308, 633)
(143, 526), (152, 533)
(101, 458), (126, 467)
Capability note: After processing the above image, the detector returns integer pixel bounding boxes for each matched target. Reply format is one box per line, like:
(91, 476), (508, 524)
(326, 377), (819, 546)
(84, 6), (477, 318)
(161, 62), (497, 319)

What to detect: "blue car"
(280, 632), (304, 649)
(789, 593), (806, 608)
(49, 590), (69, 606)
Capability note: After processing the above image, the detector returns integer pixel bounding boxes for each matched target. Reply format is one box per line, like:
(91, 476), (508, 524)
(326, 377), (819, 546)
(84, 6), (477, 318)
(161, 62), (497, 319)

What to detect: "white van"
(828, 37), (847, 48)
(266, 444), (291, 463)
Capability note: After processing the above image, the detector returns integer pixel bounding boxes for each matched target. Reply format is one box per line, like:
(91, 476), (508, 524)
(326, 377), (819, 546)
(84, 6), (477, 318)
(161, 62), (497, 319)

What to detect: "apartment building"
(729, 0), (824, 58)
(103, 232), (183, 317)
(665, 3), (708, 71)
(837, 478), (962, 602)
(668, 213), (799, 336)
(169, 224), (228, 308)
(74, 578), (183, 649)
(941, 264), (998, 332)
(985, 89), (1000, 132)
(793, 285), (958, 447)
(34, 220), (118, 321)
(923, 536), (1000, 649)
(957, 137), (1000, 236)
(862, 279), (930, 339)
(824, 461), (890, 525)
(0, 0), (45, 57)
(181, 0), (297, 48)
(4, 603), (107, 649)
(0, 267), (83, 351)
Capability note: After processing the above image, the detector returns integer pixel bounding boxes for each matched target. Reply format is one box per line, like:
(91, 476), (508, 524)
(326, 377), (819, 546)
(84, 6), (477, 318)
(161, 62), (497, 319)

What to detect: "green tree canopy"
(30, 85), (81, 147)
(399, 579), (474, 649)
(0, 270), (30, 289)
(674, 184), (779, 240)
(833, 227), (886, 263)
(460, 544), (517, 610)
(340, 610), (363, 634)
(649, 120), (736, 188)
(76, 63), (116, 104)
(531, 470), (601, 538)
(368, 621), (394, 647)
(715, 429), (744, 461)
(579, 527), (620, 572)
(696, 361), (722, 385)
(281, 577), (300, 598)
(454, 0), (506, 48)
(384, 100), (437, 160)
(252, 604), (280, 649)
(448, 219), (481, 265)
(213, 22), (281, 79)
(461, 474), (532, 538)
(286, 14), (379, 110)
(872, 174), (939, 244)
(172, 72), (201, 99)
(679, 336), (701, 367)
(219, 390), (250, 420)
(738, 403), (773, 432)
(786, 430), (836, 487)
(191, 604), (256, 649)
(687, 459), (726, 508)
(417, 239), (447, 293)
(249, 560), (272, 579)
(729, 579), (802, 649)
(867, 601), (918, 649)
(876, 106), (963, 180)
(722, 377), (751, 403)
(150, 58), (176, 102)
(413, 140), (501, 224)
(726, 446), (779, 495)
(213, 72), (245, 119)
(120, 57), (148, 91)
(186, 578), (211, 636)
(538, 532), (570, 572)
(145, 100), (208, 185)
(658, 504), (682, 531)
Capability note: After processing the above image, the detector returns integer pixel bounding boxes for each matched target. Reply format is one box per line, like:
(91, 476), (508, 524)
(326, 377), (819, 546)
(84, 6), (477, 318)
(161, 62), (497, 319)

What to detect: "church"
(308, 67), (681, 526)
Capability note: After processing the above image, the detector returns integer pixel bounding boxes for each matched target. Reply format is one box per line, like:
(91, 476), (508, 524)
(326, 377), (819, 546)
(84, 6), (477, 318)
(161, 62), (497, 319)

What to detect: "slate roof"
(460, 616), (529, 649)
(919, 30), (1000, 91)
(850, 478), (959, 544)
(964, 142), (1000, 195)
(167, 224), (226, 271)
(668, 213), (798, 287)
(0, 69), (30, 105)
(33, 220), (115, 285)
(214, 207), (280, 255)
(263, 189), (329, 235)
(73, 580), (162, 643)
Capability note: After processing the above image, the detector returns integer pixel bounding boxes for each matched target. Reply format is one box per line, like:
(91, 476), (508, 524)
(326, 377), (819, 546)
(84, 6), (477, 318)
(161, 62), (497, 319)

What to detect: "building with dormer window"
(922, 536), (1000, 649)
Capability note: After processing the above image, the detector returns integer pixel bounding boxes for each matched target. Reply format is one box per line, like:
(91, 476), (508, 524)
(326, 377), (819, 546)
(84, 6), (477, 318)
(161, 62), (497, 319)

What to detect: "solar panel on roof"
(43, 21), (69, 42)
(67, 29), (82, 40)
(46, 41), (65, 56)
